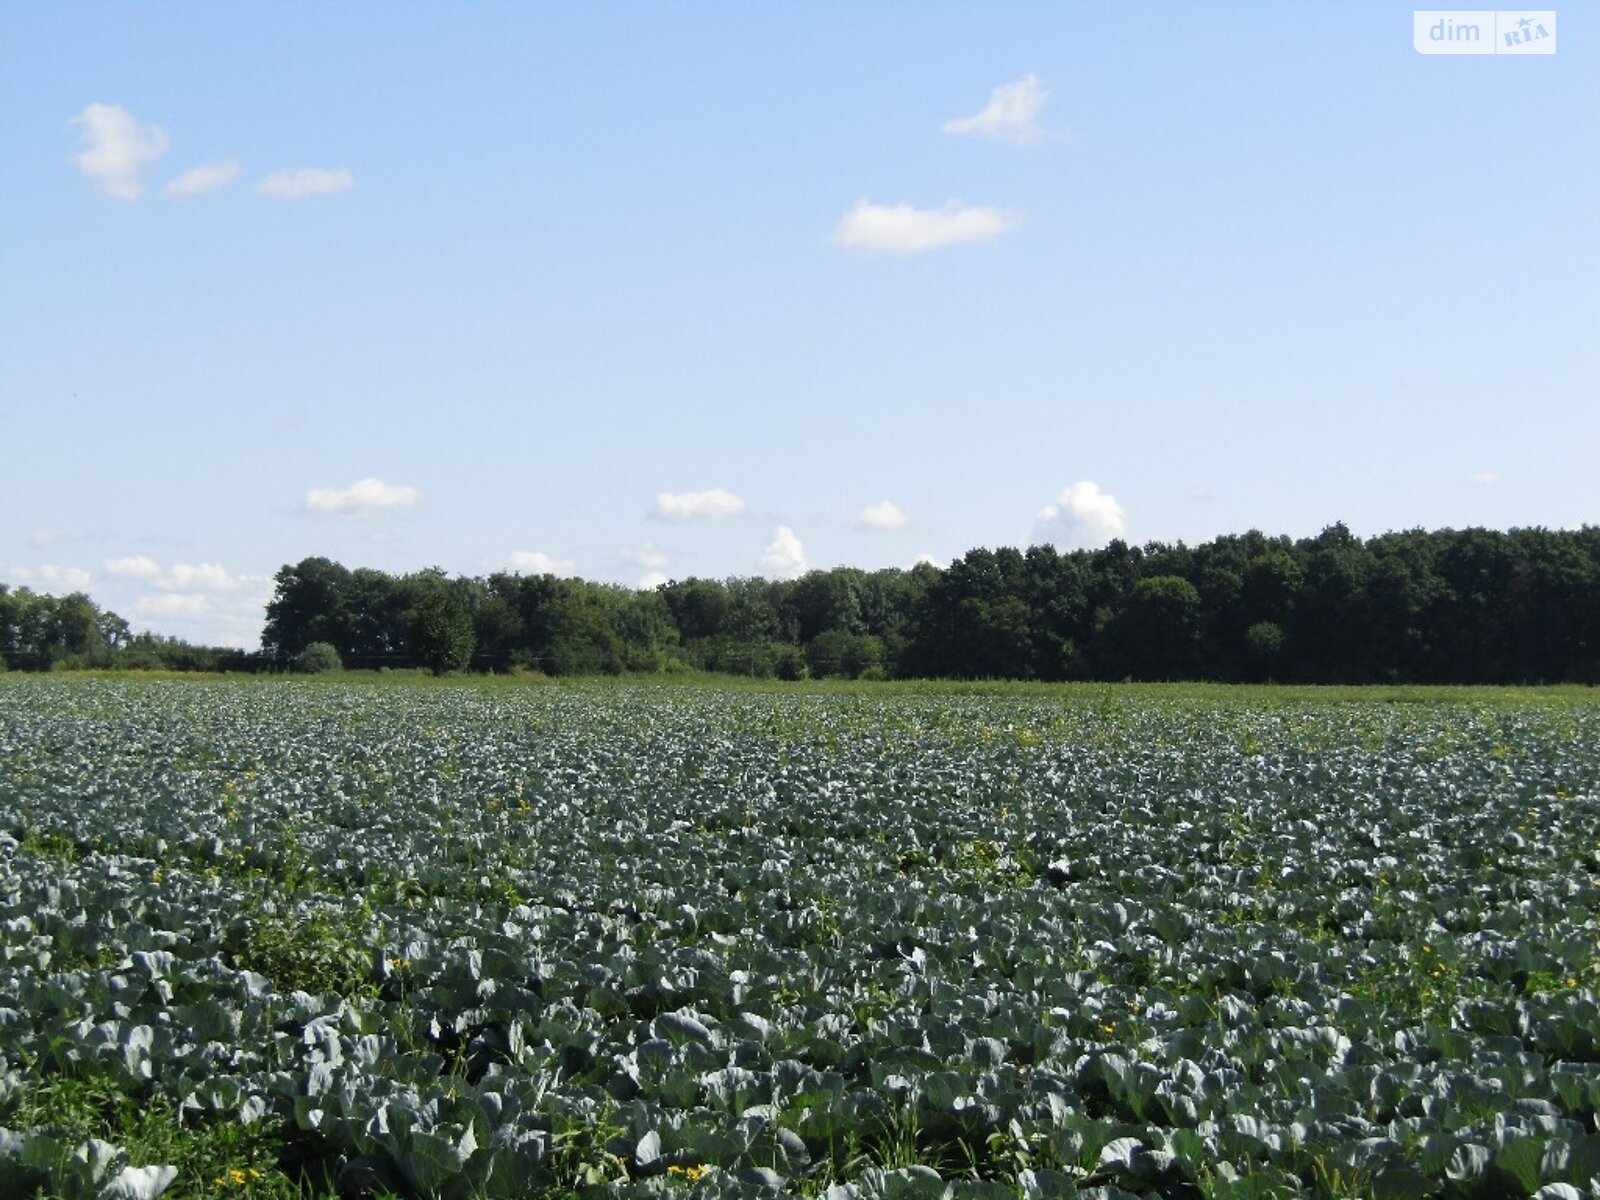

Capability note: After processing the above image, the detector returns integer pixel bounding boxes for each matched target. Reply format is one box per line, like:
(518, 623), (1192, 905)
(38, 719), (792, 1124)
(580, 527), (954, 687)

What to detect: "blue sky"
(2, 3), (1595, 647)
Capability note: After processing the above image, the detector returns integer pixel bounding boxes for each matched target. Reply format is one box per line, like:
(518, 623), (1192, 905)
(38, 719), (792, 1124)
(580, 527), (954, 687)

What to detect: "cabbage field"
(3, 678), (1600, 1200)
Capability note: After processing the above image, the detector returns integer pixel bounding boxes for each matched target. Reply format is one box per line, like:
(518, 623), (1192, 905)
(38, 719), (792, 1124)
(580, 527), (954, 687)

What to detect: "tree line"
(255, 524), (1600, 683)
(0, 585), (234, 673)
(4, 524), (1596, 682)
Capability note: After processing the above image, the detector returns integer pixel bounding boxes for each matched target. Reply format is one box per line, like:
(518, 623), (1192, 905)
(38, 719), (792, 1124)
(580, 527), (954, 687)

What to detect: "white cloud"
(1468, 470), (1500, 486)
(911, 552), (943, 569)
(256, 167), (355, 198)
(942, 74), (1051, 143)
(30, 529), (62, 547)
(853, 500), (910, 530)
(71, 103), (169, 200)
(8, 564), (92, 591)
(7, 564), (93, 592)
(637, 571), (670, 590)
(651, 487), (746, 522)
(124, 570), (273, 649)
(104, 555), (161, 580)
(135, 593), (209, 619)
(504, 550), (576, 576)
(619, 543), (670, 569)
(165, 160), (239, 197)
(160, 562), (239, 592)
(759, 526), (808, 579)
(833, 199), (1018, 256)
(1035, 481), (1127, 549)
(304, 477), (420, 518)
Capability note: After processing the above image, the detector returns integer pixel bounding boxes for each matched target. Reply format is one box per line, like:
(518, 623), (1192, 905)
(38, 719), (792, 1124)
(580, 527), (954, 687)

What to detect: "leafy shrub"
(770, 643), (808, 681)
(294, 641), (343, 674)
(224, 907), (370, 997)
(806, 631), (884, 679)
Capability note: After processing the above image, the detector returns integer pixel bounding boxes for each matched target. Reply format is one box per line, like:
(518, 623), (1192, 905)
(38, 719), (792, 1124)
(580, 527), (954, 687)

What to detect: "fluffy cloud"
(759, 526), (808, 579)
(30, 530), (62, 547)
(1468, 470), (1500, 486)
(504, 550), (576, 576)
(637, 571), (670, 590)
(104, 556), (256, 594)
(833, 200), (1018, 256)
(651, 488), (745, 522)
(104, 555), (161, 580)
(160, 562), (240, 592)
(118, 566), (273, 649)
(619, 543), (670, 569)
(942, 74), (1050, 143)
(165, 160), (239, 197)
(304, 478), (420, 518)
(6, 564), (92, 592)
(1035, 481), (1127, 549)
(135, 593), (209, 619)
(72, 104), (169, 200)
(256, 168), (355, 198)
(853, 500), (910, 531)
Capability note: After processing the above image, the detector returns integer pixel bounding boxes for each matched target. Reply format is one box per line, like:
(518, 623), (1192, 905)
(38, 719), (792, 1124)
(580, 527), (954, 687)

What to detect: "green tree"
(0, 586), (125, 670)
(1243, 551), (1304, 625)
(1295, 524), (1373, 681)
(907, 548), (1036, 678)
(662, 578), (731, 641)
(1244, 621), (1287, 681)
(52, 593), (109, 666)
(410, 590), (476, 674)
(544, 587), (626, 675)
(1118, 575), (1203, 679)
(790, 569), (866, 643)
(344, 567), (410, 663)
(262, 557), (353, 660)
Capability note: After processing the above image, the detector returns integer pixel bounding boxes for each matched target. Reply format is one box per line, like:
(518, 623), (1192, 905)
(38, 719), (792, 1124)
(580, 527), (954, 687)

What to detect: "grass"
(2, 1074), (349, 1200)
(11, 668), (1599, 707)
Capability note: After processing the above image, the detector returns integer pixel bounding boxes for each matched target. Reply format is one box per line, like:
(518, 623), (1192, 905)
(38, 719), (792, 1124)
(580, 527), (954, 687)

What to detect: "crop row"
(2, 680), (1599, 1199)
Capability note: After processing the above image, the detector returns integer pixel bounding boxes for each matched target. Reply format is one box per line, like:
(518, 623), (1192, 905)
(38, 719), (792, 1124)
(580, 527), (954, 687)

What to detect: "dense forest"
(4, 524), (1597, 683)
